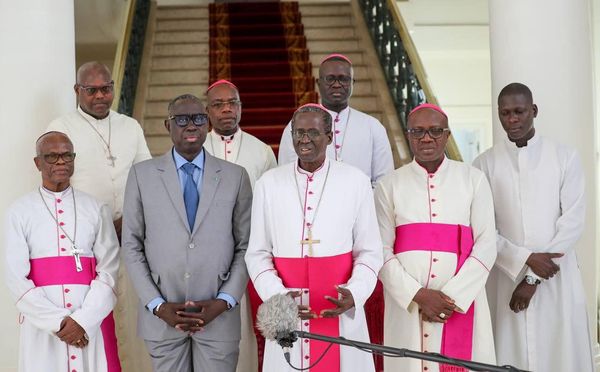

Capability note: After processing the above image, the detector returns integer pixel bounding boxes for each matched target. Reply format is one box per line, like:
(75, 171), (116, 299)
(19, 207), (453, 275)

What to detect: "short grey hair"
(291, 105), (332, 133)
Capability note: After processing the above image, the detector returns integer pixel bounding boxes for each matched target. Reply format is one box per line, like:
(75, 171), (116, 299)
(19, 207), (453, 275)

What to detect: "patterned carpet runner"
(209, 1), (317, 155)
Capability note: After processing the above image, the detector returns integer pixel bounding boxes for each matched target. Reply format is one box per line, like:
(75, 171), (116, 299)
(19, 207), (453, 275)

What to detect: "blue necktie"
(182, 163), (199, 230)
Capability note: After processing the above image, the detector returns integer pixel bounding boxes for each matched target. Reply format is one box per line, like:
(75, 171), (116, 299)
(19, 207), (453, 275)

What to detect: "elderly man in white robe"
(4, 132), (120, 372)
(47, 61), (152, 371)
(278, 53), (393, 185)
(246, 103), (382, 372)
(204, 79), (277, 372)
(472, 83), (595, 372)
(375, 104), (497, 372)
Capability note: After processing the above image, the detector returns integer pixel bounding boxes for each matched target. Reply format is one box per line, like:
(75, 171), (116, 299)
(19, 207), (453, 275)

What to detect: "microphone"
(256, 293), (299, 362)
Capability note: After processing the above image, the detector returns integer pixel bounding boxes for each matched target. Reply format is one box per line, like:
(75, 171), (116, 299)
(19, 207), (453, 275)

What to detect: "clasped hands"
(57, 316), (88, 348)
(509, 252), (563, 313)
(155, 299), (229, 334)
(413, 288), (457, 323)
(290, 285), (355, 320)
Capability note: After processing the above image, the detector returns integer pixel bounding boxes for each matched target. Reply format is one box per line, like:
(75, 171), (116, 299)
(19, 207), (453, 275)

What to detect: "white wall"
(0, 1), (76, 370)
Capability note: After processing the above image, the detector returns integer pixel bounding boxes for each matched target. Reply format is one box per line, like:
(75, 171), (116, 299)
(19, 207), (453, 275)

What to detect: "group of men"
(4, 53), (594, 372)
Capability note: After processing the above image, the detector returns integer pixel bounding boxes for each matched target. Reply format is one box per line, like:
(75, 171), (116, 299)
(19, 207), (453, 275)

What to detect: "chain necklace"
(78, 110), (117, 167)
(333, 109), (352, 162)
(209, 129), (244, 164)
(294, 161), (331, 256)
(38, 187), (83, 272)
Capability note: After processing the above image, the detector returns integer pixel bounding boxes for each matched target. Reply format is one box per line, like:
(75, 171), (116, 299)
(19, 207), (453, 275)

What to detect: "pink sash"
(394, 223), (474, 372)
(273, 252), (353, 372)
(28, 256), (121, 372)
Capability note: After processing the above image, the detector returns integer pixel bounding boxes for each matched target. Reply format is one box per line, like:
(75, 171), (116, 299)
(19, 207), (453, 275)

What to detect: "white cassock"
(204, 127), (277, 189)
(375, 158), (497, 372)
(4, 187), (120, 372)
(278, 106), (394, 185)
(245, 158), (383, 372)
(205, 127), (277, 372)
(47, 107), (152, 372)
(472, 135), (594, 372)
(47, 107), (152, 220)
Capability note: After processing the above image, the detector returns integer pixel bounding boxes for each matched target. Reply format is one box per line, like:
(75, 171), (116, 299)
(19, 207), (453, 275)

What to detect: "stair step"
(210, 23), (305, 37)
(153, 43), (209, 57)
(305, 27), (355, 40)
(150, 70), (209, 86)
(307, 39), (360, 52)
(299, 4), (352, 16)
(157, 19), (209, 31)
(302, 16), (352, 28)
(147, 85), (207, 101)
(152, 56), (209, 70)
(155, 31), (208, 44)
(156, 7), (208, 20)
(309, 51), (364, 65)
(145, 135), (174, 156)
(312, 65), (369, 79)
(347, 96), (379, 111)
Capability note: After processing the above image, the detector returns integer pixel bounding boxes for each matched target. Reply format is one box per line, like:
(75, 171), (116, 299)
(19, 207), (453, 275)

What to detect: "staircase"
(134, 1), (407, 165)
(134, 4), (211, 156)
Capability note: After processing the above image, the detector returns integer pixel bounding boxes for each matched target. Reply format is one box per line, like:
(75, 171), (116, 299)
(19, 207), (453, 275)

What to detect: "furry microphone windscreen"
(256, 293), (299, 341)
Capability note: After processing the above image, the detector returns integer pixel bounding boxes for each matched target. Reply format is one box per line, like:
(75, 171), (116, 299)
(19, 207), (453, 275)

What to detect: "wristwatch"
(525, 275), (541, 285)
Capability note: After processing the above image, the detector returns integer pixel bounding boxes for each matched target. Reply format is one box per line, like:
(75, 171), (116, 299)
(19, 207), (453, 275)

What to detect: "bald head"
(74, 62), (114, 119)
(498, 82), (533, 105)
(36, 131), (72, 155)
(76, 62), (112, 84)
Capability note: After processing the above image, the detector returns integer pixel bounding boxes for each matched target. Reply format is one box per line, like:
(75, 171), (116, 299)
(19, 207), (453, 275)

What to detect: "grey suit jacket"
(121, 150), (252, 341)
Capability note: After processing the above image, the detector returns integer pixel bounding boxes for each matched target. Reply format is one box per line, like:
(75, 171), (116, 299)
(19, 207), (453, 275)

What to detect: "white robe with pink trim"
(374, 158), (497, 372)
(4, 187), (120, 372)
(245, 158), (383, 372)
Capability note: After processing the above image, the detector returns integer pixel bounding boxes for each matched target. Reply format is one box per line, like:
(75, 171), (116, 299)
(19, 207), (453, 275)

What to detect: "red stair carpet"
(209, 1), (317, 156)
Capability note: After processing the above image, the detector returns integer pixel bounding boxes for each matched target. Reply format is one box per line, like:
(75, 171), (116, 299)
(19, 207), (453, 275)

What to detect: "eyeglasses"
(168, 113), (209, 127)
(78, 81), (114, 96)
(209, 99), (241, 110)
(321, 75), (353, 86)
(39, 152), (76, 164)
(407, 127), (450, 139)
(291, 129), (326, 140)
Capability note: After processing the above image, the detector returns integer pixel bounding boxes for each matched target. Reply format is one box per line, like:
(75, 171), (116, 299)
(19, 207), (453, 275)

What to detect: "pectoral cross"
(72, 246), (83, 272)
(107, 155), (117, 167)
(300, 227), (320, 256)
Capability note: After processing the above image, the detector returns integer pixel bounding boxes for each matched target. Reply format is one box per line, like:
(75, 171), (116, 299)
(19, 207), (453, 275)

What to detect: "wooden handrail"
(111, 0), (137, 111)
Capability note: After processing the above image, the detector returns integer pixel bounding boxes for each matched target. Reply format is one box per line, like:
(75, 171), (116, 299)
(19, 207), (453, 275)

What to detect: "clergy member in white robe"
(472, 83), (594, 372)
(246, 104), (382, 372)
(5, 132), (120, 372)
(205, 79), (277, 372)
(278, 54), (393, 185)
(204, 80), (277, 189)
(376, 104), (496, 372)
(46, 62), (152, 372)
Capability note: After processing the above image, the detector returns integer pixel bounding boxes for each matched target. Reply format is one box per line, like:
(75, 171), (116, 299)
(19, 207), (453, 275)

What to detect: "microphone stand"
(293, 331), (527, 372)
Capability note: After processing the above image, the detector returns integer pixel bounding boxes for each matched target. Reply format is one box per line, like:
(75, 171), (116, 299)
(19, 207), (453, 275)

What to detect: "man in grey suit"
(122, 94), (252, 371)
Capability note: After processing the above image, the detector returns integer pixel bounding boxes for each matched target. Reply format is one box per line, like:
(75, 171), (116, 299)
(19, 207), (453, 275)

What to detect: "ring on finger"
(439, 312), (446, 319)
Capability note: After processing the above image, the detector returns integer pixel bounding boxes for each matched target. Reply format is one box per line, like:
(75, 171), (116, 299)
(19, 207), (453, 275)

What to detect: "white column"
(489, 0), (599, 359)
(0, 1), (75, 370)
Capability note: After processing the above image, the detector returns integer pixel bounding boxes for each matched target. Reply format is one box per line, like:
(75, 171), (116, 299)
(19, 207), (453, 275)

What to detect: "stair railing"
(111, 0), (150, 116)
(357, 0), (462, 161)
